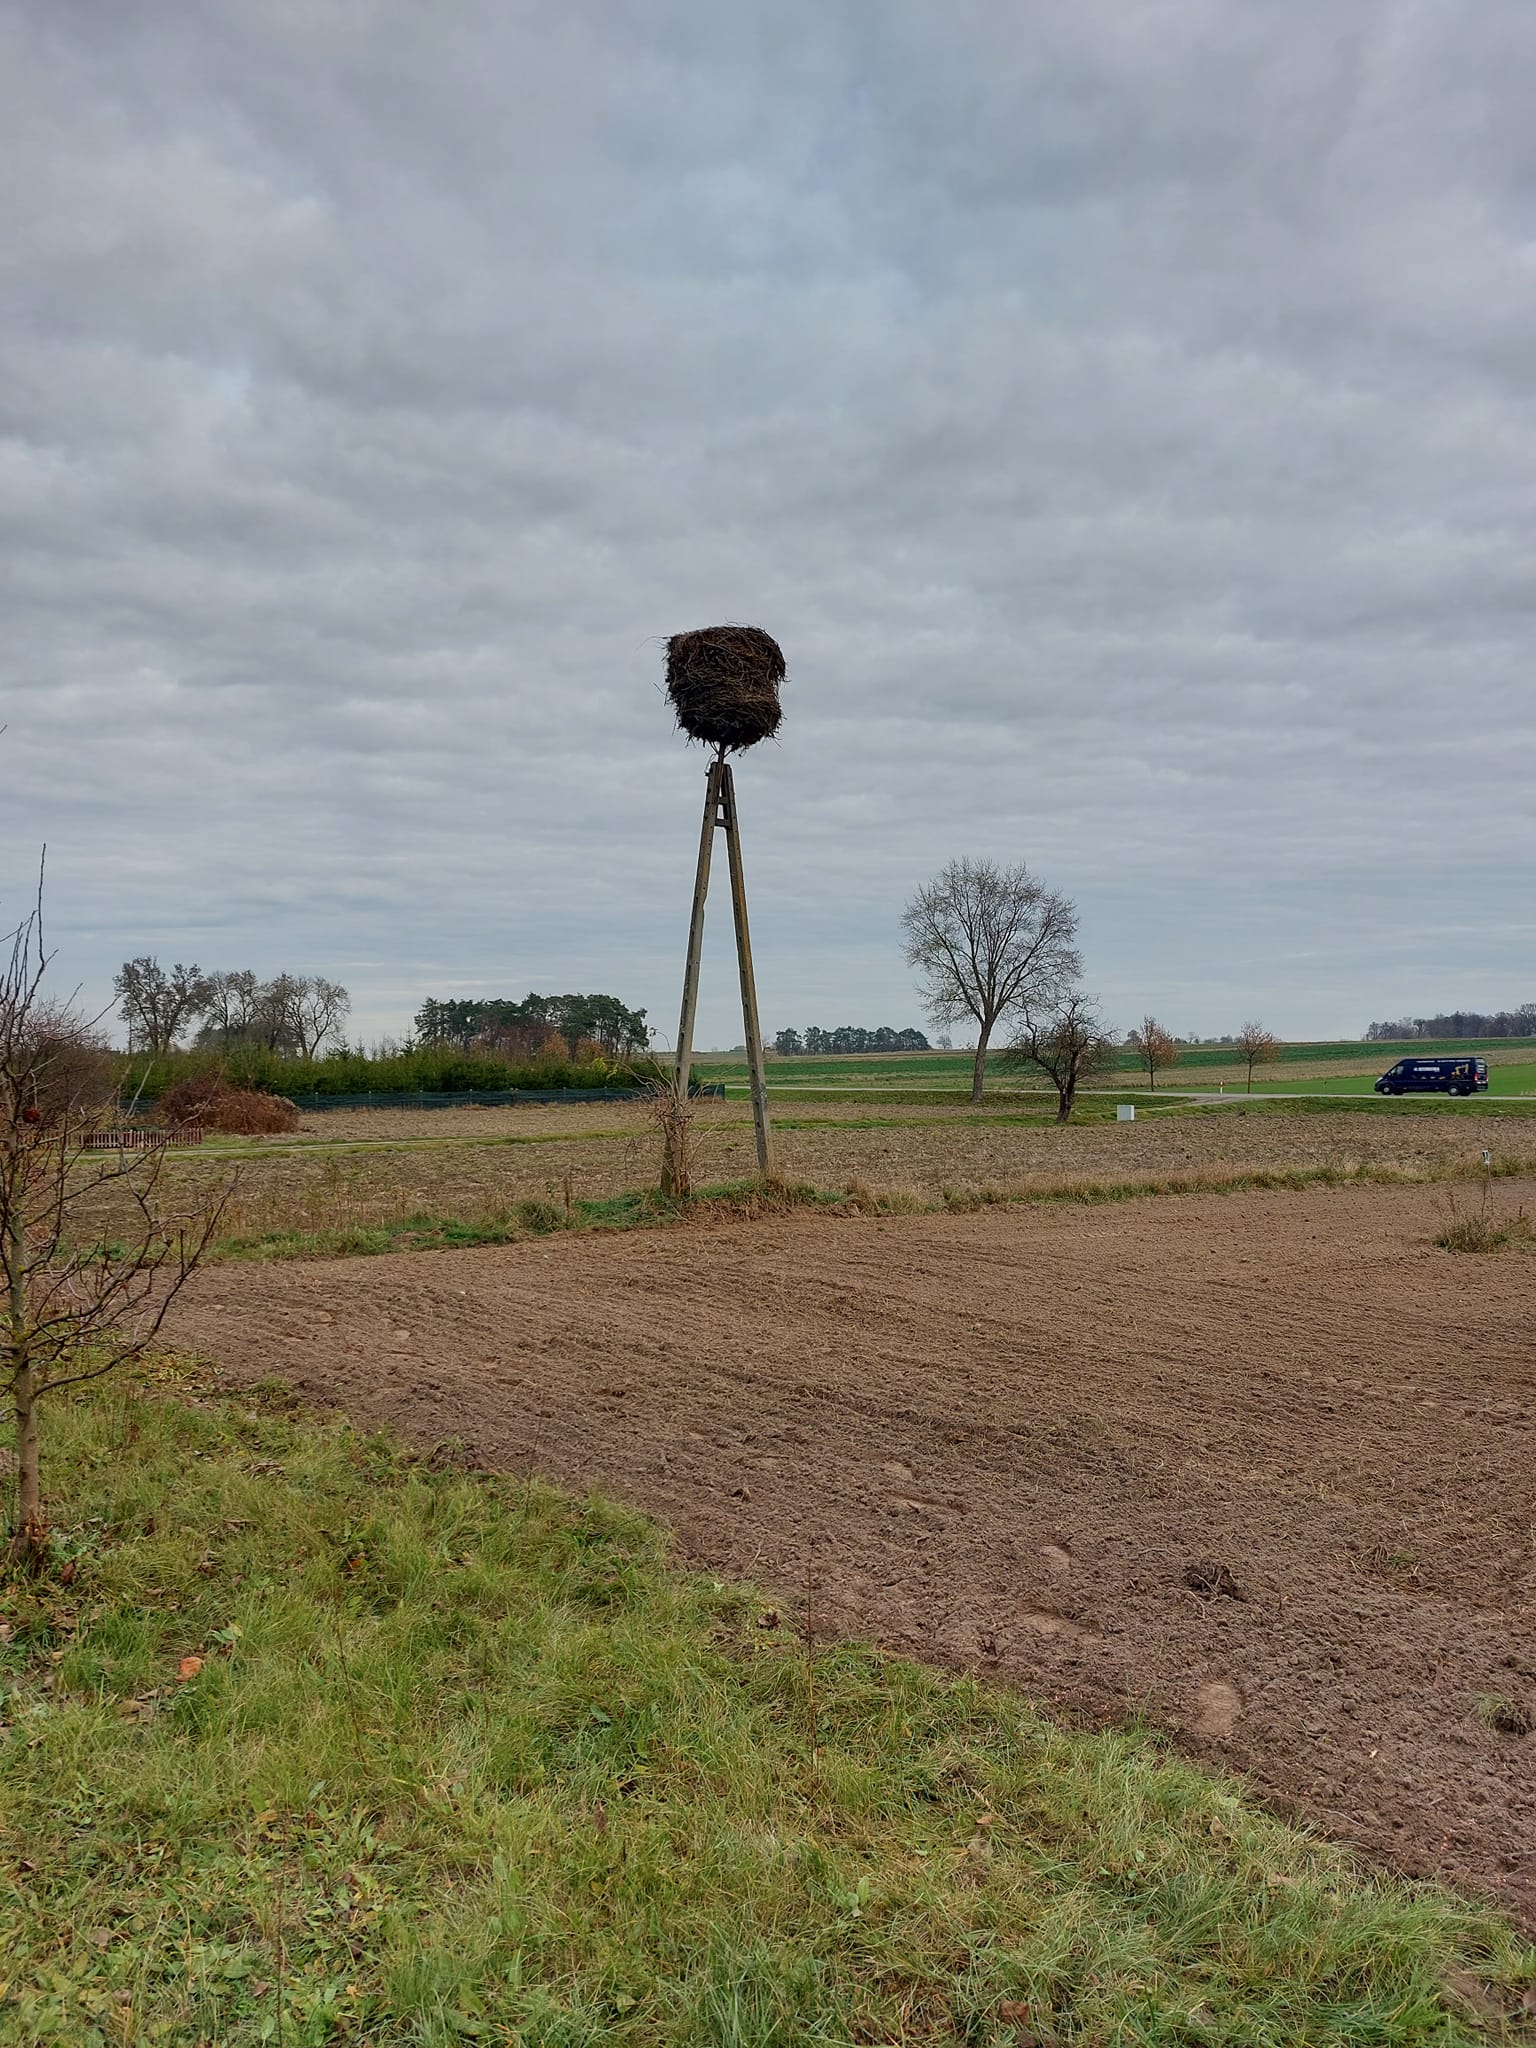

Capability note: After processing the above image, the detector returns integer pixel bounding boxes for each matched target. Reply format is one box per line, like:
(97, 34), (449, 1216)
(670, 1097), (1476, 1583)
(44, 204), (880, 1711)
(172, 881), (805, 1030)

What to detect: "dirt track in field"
(170, 1180), (1536, 1921)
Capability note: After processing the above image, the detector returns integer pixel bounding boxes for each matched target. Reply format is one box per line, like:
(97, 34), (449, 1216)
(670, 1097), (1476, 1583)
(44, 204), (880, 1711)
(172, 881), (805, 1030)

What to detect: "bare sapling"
(1003, 993), (1116, 1122)
(1, 887), (230, 1566)
(1128, 1015), (1179, 1091)
(1236, 1020), (1281, 1093)
(644, 1062), (702, 1201)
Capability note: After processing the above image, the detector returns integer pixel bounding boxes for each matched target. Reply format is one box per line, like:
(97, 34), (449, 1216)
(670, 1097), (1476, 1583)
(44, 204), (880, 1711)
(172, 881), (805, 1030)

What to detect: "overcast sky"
(4, 3), (1533, 1051)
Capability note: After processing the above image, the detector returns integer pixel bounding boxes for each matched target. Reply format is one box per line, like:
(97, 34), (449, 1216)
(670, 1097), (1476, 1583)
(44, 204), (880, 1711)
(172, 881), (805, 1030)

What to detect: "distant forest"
(773, 1026), (930, 1055)
(1365, 1005), (1536, 1041)
(414, 993), (648, 1058)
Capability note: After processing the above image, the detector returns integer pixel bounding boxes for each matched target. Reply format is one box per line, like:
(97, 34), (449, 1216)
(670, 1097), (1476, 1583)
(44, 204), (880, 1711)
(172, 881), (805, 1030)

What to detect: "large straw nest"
(665, 625), (785, 751)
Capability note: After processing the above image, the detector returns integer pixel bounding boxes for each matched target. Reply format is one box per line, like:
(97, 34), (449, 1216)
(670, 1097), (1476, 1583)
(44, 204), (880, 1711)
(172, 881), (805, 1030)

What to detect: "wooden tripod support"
(667, 749), (775, 1191)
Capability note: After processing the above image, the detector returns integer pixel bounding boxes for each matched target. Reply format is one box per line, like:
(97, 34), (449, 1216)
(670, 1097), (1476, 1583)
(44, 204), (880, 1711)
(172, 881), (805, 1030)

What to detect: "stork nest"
(665, 625), (785, 751)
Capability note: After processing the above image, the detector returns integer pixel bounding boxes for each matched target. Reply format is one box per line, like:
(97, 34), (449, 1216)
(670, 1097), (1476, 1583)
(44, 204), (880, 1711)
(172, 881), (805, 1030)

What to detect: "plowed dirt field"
(171, 1178), (1536, 1921)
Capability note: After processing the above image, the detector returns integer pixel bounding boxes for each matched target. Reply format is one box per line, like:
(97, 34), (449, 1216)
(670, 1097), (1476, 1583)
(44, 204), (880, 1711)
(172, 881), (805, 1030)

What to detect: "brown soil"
(170, 1180), (1536, 1920)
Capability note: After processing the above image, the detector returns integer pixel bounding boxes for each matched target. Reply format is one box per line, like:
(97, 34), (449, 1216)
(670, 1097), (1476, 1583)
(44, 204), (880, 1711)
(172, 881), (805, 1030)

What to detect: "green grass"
(698, 1040), (1536, 1094)
(2, 1368), (1531, 2045)
(1258, 1063), (1536, 1100)
(1165, 1094), (1536, 1121)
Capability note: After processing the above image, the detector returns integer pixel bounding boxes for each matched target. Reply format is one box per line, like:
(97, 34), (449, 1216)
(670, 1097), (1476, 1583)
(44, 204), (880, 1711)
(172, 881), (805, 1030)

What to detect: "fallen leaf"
(756, 1608), (780, 1629)
(176, 1656), (204, 1682)
(251, 1977), (272, 1998)
(88, 1927), (112, 1950)
(58, 1561), (77, 1586)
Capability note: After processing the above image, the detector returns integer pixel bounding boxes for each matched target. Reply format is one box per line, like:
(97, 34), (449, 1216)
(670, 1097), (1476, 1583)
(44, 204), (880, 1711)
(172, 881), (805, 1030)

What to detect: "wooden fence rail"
(80, 1127), (205, 1150)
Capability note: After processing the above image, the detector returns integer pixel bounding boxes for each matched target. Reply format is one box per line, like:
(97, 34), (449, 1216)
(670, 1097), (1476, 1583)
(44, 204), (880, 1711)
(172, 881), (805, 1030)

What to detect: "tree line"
(1365, 1006), (1536, 1041)
(772, 1026), (930, 1055)
(112, 968), (652, 1069)
(414, 993), (648, 1060)
(114, 960), (350, 1059)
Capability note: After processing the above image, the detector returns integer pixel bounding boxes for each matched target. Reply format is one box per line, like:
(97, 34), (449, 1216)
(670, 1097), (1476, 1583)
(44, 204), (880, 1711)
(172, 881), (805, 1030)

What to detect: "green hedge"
(116, 1045), (648, 1102)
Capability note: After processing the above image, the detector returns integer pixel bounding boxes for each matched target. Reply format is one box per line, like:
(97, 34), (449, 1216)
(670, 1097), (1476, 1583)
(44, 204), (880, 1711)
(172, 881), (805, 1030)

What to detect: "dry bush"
(158, 1075), (298, 1135)
(645, 1069), (701, 1199)
(2, 894), (230, 1562)
(1435, 1186), (1532, 1254)
(22, 1002), (117, 1125)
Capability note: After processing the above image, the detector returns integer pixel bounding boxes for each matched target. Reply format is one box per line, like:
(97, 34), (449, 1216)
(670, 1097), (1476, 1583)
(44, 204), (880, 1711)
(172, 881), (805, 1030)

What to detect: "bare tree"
(1128, 1015), (1179, 1090)
(1002, 993), (1117, 1123)
(5, 904), (229, 1564)
(290, 976), (351, 1060)
(648, 1067), (701, 1202)
(902, 859), (1081, 1103)
(113, 957), (213, 1055)
(197, 969), (261, 1050)
(1235, 1019), (1281, 1093)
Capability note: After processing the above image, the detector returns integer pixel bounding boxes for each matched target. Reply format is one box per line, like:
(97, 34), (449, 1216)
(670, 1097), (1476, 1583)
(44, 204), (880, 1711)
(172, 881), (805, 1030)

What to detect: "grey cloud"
(2, 1), (1534, 1049)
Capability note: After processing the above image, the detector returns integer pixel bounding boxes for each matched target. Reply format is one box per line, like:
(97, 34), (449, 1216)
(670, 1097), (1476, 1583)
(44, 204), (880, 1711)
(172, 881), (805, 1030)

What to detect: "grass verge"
(3, 1365), (1532, 2045)
(203, 1157), (1536, 1264)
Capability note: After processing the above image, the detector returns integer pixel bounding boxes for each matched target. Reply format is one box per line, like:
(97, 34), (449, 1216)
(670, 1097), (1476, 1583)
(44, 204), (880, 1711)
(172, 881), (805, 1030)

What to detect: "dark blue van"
(1374, 1056), (1488, 1097)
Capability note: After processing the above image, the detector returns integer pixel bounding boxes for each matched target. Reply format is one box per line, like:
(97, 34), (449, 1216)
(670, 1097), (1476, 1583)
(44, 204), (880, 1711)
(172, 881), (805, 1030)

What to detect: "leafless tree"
(649, 1071), (700, 1202)
(290, 976), (351, 1060)
(113, 957), (214, 1054)
(1128, 1015), (1179, 1090)
(5, 900), (229, 1565)
(1235, 1019), (1281, 1093)
(249, 972), (304, 1054)
(1002, 993), (1117, 1123)
(902, 859), (1081, 1103)
(197, 969), (262, 1049)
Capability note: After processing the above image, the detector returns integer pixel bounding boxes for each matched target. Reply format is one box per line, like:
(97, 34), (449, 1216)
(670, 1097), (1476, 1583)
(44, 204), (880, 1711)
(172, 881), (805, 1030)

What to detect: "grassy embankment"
(3, 1363), (1531, 2045)
(198, 1154), (1536, 1263)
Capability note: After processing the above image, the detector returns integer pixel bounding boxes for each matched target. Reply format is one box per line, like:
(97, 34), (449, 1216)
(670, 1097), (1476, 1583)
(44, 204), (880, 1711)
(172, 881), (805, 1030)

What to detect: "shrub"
(116, 1043), (642, 1102)
(157, 1076), (298, 1135)
(1434, 1189), (1533, 1254)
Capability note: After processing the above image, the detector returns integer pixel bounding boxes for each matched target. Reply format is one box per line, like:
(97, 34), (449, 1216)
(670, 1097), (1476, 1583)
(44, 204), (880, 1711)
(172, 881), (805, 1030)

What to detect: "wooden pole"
(719, 760), (776, 1179)
(664, 755), (723, 1197)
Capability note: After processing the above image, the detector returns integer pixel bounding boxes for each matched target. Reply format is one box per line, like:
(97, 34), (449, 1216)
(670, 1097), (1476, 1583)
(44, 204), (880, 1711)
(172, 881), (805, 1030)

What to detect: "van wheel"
(1381, 1084), (1398, 1096)
(1456, 1084), (1473, 1097)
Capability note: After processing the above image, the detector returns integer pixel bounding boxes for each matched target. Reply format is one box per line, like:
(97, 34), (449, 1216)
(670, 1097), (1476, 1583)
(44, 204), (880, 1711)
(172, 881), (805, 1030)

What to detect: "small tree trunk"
(1246, 1060), (1254, 1093)
(10, 1351), (42, 1559)
(1056, 1081), (1074, 1124)
(971, 1028), (990, 1105)
(7, 1191), (43, 1559)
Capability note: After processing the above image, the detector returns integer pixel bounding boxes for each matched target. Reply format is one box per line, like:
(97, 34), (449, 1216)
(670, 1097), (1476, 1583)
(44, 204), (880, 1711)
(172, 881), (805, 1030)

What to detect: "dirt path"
(170, 1180), (1536, 1922)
